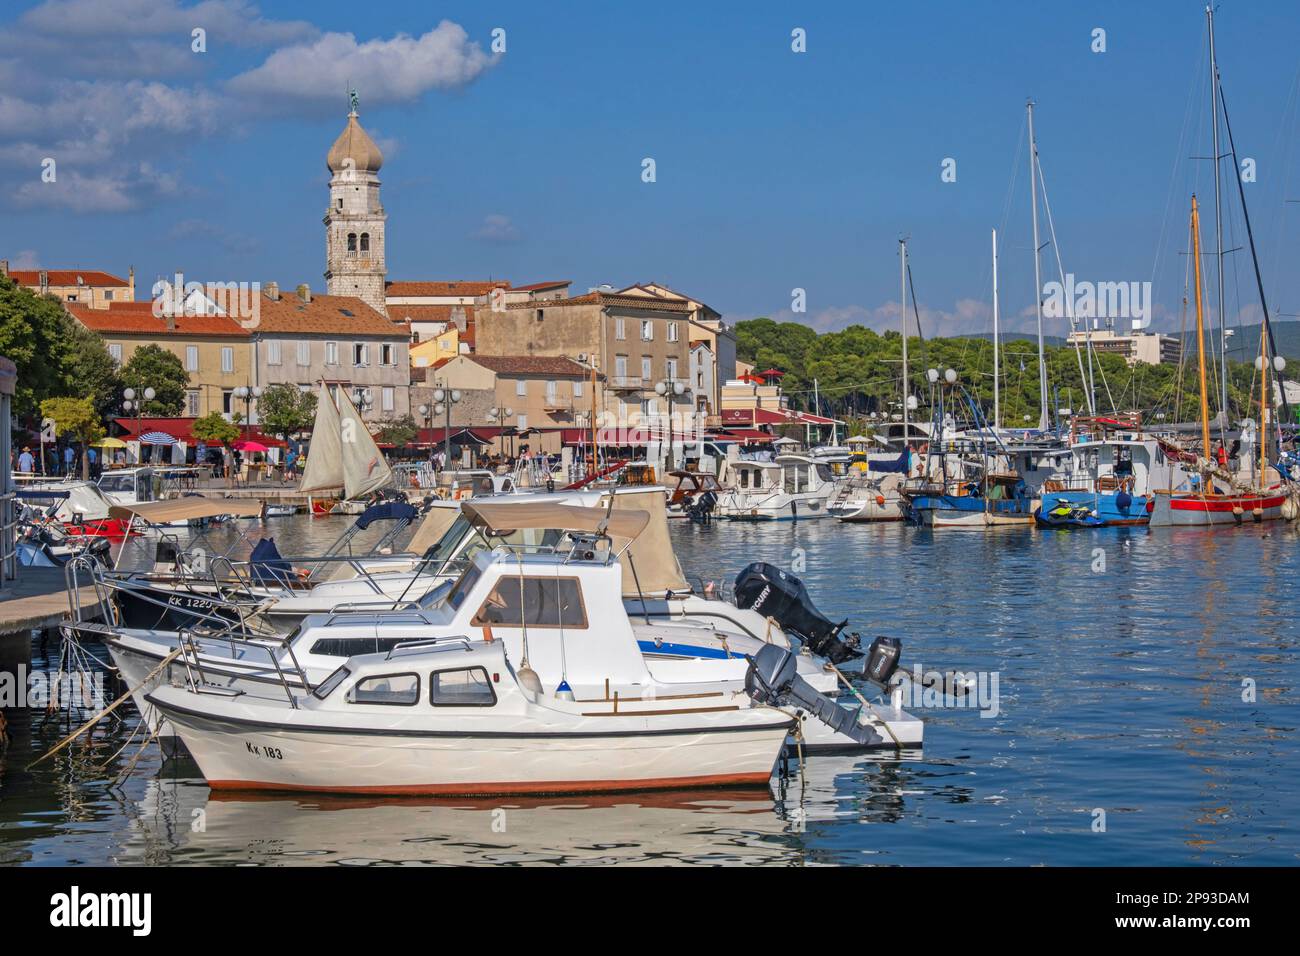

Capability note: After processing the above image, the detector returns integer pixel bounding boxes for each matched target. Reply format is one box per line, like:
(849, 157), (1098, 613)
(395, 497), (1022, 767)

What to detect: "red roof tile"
(512, 280), (571, 292)
(67, 302), (248, 337)
(10, 269), (129, 287)
(256, 290), (405, 336)
(385, 280), (510, 297)
(466, 355), (596, 377)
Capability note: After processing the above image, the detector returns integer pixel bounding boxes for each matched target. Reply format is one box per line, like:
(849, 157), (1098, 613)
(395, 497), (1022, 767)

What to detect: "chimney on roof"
(296, 283), (312, 303)
(128, 265), (135, 302)
(265, 281), (279, 300)
(38, 270), (48, 293)
(164, 310), (176, 332)
(0, 259), (8, 277)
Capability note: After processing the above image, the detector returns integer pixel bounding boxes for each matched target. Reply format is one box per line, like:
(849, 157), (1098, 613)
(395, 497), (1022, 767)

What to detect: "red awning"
(113, 418), (287, 447)
(721, 407), (839, 427)
(716, 428), (775, 444)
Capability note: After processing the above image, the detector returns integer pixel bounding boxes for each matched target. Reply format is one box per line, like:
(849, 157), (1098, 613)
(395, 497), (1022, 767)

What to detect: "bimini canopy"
(108, 498), (266, 524)
(461, 501), (650, 542)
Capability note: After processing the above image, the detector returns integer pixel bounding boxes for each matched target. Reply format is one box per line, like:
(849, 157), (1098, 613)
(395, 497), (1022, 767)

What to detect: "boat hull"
(907, 495), (1034, 528)
(1149, 491), (1286, 527)
(148, 697), (790, 796)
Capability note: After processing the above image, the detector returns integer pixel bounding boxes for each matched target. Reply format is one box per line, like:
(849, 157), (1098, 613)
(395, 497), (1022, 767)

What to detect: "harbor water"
(1, 514), (1297, 865)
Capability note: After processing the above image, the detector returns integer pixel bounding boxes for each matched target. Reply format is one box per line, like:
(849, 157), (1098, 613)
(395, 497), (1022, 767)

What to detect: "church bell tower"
(324, 91), (387, 315)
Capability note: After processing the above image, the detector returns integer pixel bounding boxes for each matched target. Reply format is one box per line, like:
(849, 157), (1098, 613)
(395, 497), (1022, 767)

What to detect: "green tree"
(376, 414), (418, 448)
(39, 396), (104, 479)
(0, 276), (75, 417)
(119, 344), (188, 416)
(61, 315), (121, 415)
(257, 383), (318, 443)
(191, 412), (240, 446)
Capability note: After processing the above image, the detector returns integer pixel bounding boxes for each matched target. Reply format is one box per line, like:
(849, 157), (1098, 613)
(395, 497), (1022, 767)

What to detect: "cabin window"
(309, 636), (406, 657)
(471, 576), (587, 629)
(351, 673), (420, 706)
(313, 666), (351, 700)
(739, 469), (749, 489)
(430, 667), (496, 707)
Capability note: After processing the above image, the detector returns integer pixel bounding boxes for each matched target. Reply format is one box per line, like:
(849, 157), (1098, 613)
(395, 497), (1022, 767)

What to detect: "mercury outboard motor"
(733, 562), (861, 663)
(745, 644), (881, 746)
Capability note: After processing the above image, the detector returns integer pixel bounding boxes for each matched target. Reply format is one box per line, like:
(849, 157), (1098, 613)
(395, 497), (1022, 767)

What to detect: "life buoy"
(875, 494), (887, 507)
(453, 487), (467, 500)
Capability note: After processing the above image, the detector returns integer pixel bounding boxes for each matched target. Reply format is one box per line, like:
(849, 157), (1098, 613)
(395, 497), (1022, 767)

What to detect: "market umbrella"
(139, 431), (178, 445)
(91, 437), (128, 448)
(233, 440), (270, 452)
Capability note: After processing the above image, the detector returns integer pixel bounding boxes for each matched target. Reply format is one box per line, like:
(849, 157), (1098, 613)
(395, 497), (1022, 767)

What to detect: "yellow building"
(67, 302), (252, 418)
(3, 262), (134, 309)
(409, 327), (461, 368)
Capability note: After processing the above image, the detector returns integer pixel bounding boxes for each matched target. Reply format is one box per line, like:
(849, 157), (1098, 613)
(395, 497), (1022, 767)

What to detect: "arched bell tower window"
(347, 233), (357, 252)
(360, 233), (370, 253)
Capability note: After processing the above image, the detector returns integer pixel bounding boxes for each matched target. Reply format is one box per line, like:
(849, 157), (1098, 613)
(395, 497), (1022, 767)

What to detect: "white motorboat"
(100, 501), (922, 757)
(715, 453), (838, 521)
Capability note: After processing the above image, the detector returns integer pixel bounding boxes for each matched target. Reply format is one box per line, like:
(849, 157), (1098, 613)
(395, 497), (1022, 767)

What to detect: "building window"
(336, 198), (343, 210)
(186, 390), (200, 416)
(615, 355), (628, 379)
(516, 414), (527, 431)
(546, 381), (558, 403)
(615, 316), (626, 340)
(666, 358), (678, 380)
(574, 380), (584, 398)
(222, 390), (234, 415)
(380, 343), (395, 366)
(297, 341), (310, 366)
(640, 320), (653, 341)
(668, 321), (678, 342)
(641, 356), (652, 380)
(515, 379), (527, 397)
(185, 346), (199, 372)
(353, 343), (368, 366)
(347, 233), (357, 252)
(108, 343), (122, 364)
(267, 340), (282, 366)
(221, 347), (234, 372)
(326, 341), (339, 365)
(360, 233), (370, 253)
(104, 290), (114, 302)
(381, 386), (394, 412)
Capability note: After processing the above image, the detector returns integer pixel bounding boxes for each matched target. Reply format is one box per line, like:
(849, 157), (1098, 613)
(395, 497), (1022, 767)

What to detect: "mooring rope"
(26, 647), (183, 771)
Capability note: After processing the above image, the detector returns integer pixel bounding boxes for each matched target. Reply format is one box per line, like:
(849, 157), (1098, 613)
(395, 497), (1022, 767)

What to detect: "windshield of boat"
(312, 665), (351, 699)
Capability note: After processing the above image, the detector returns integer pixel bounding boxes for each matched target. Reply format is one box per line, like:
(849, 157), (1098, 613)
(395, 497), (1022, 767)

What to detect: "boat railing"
(64, 553), (117, 625)
(327, 598), (421, 613)
(384, 636), (473, 660)
(321, 609), (445, 628)
(175, 625), (309, 707)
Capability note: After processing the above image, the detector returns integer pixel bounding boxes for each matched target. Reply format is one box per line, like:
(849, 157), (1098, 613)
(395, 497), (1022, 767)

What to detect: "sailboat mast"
(1207, 5), (1229, 421)
(1190, 195), (1212, 460)
(992, 227), (1001, 430)
(900, 237), (910, 443)
(1027, 100), (1049, 430)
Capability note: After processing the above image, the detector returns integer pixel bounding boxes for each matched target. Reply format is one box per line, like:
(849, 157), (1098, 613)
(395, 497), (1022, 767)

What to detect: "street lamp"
(654, 377), (685, 471)
(432, 386), (461, 468)
(486, 405), (514, 460)
(232, 385), (264, 437)
(121, 386), (156, 463)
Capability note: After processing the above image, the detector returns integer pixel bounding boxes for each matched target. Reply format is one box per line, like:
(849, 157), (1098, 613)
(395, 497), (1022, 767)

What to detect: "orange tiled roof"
(467, 355), (596, 377)
(502, 292), (694, 313)
(388, 304), (469, 326)
(385, 280), (510, 297)
(12, 269), (129, 287)
(512, 280), (570, 292)
(256, 290), (406, 336)
(67, 301), (248, 337)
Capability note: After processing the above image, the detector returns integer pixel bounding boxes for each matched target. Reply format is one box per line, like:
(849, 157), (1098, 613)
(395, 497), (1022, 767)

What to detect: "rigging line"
(1219, 82), (1291, 422)
(1031, 151), (1101, 415)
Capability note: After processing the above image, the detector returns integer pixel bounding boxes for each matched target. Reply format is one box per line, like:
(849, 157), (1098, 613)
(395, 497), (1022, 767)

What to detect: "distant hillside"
(957, 322), (1300, 365)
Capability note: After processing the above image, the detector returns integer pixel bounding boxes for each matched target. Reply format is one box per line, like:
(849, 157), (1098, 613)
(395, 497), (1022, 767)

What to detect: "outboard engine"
(733, 562), (861, 663)
(745, 644), (881, 746)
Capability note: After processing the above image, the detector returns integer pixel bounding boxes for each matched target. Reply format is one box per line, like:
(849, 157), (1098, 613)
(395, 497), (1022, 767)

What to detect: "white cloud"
(16, 0), (317, 45)
(472, 214), (521, 244)
(227, 22), (497, 113)
(11, 164), (183, 213)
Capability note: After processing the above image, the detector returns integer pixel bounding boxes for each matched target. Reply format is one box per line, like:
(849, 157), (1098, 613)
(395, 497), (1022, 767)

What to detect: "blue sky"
(2, 0), (1299, 341)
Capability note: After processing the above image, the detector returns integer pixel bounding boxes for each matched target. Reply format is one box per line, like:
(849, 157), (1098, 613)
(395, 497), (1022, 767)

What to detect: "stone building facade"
(324, 106), (387, 315)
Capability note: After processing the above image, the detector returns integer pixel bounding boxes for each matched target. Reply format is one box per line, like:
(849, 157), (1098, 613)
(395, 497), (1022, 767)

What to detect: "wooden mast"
(1190, 195), (1212, 476)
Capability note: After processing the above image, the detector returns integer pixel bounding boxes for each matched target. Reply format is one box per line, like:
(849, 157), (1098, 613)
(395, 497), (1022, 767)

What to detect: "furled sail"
(298, 384), (344, 493)
(337, 387), (393, 499)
